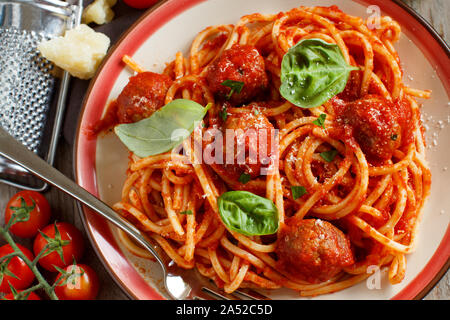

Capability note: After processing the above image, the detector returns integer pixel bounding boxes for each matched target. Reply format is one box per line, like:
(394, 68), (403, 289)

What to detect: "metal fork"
(0, 127), (267, 300)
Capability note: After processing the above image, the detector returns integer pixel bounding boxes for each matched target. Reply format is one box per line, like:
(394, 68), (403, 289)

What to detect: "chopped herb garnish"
(313, 113), (327, 129)
(180, 210), (193, 215)
(238, 173), (251, 184)
(253, 109), (260, 115)
(291, 186), (307, 200)
(219, 108), (228, 121)
(221, 80), (244, 100)
(320, 149), (338, 162)
(391, 134), (398, 141)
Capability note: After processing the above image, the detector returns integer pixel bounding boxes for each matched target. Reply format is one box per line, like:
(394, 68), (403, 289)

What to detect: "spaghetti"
(104, 6), (432, 296)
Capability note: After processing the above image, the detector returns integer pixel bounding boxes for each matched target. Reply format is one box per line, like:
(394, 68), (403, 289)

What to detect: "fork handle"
(0, 127), (166, 270)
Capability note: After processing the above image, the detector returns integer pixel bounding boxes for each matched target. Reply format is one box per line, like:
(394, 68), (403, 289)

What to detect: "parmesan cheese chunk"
(82, 0), (117, 25)
(37, 24), (110, 80)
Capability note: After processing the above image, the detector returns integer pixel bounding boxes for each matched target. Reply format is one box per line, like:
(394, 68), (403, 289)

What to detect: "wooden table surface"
(0, 0), (448, 300)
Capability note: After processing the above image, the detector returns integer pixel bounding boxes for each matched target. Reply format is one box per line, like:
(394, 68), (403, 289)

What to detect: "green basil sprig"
(320, 149), (338, 162)
(238, 173), (251, 184)
(221, 80), (244, 100)
(280, 38), (358, 109)
(313, 113), (327, 129)
(114, 99), (211, 158)
(291, 186), (307, 200)
(217, 191), (279, 236)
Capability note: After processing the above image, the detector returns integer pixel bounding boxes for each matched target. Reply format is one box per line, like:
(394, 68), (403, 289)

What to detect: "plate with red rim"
(74, 0), (450, 300)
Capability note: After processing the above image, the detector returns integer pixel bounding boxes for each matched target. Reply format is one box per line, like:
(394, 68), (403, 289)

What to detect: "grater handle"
(0, 127), (166, 271)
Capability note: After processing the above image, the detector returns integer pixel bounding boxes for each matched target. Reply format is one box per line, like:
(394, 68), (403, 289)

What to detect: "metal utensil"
(0, 127), (270, 300)
(0, 126), (271, 300)
(0, 0), (82, 191)
(0, 127), (191, 299)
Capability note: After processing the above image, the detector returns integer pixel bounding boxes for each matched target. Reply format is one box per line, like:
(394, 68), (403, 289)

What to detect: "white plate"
(75, 0), (450, 300)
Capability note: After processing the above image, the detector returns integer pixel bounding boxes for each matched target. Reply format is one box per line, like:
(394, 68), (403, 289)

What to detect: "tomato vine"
(0, 221), (80, 300)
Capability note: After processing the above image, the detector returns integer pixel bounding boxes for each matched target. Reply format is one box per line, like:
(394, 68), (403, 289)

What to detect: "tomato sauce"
(85, 100), (119, 139)
(85, 71), (173, 139)
(332, 94), (413, 163)
(116, 71), (173, 123)
(276, 218), (354, 283)
(206, 44), (268, 105)
(338, 69), (362, 102)
(201, 33), (228, 51)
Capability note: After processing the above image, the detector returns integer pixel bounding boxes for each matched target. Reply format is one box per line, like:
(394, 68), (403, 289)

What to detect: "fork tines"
(198, 283), (271, 300)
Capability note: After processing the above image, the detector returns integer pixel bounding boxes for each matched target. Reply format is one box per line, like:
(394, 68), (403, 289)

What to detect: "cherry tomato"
(3, 291), (41, 300)
(54, 264), (99, 300)
(123, 0), (159, 10)
(33, 222), (85, 272)
(4, 191), (51, 238)
(0, 244), (35, 293)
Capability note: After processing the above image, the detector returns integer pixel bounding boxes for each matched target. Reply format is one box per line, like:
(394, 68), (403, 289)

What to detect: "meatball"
(207, 105), (275, 185)
(206, 44), (268, 105)
(276, 219), (354, 283)
(223, 109), (275, 178)
(116, 72), (173, 123)
(335, 95), (412, 162)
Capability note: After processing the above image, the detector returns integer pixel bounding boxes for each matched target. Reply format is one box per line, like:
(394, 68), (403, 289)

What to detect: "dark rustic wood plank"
(402, 0), (449, 43)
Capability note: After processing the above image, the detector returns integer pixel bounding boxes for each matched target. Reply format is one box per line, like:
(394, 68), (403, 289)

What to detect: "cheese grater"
(0, 0), (83, 191)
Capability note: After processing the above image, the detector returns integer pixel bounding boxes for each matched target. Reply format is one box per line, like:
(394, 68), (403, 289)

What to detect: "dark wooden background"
(0, 0), (448, 300)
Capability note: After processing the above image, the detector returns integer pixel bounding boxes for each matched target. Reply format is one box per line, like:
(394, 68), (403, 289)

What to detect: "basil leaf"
(115, 99), (211, 158)
(320, 149), (338, 162)
(218, 191), (279, 236)
(180, 210), (193, 215)
(219, 107), (228, 121)
(291, 186), (307, 200)
(221, 80), (244, 100)
(238, 173), (251, 184)
(280, 38), (358, 108)
(313, 113), (327, 129)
